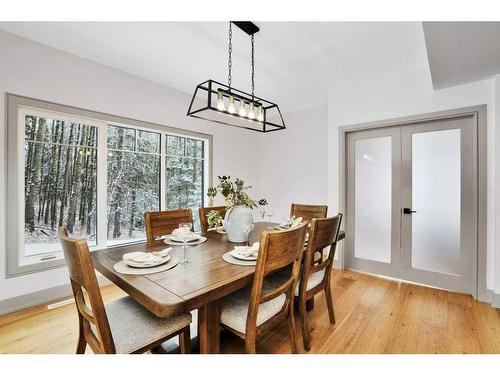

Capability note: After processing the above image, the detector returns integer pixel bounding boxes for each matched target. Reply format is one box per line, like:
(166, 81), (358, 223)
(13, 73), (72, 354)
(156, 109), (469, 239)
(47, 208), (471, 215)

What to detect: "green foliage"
(207, 210), (223, 229)
(207, 186), (217, 198)
(207, 176), (259, 210)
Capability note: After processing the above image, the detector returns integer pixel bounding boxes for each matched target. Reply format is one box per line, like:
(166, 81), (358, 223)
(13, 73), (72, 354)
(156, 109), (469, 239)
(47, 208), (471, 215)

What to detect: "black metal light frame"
(187, 79), (286, 133)
(187, 22), (286, 133)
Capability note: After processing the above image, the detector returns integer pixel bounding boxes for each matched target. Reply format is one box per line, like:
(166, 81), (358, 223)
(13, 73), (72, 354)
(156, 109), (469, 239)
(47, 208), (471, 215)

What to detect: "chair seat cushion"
(268, 268), (326, 296)
(300, 269), (325, 294)
(220, 282), (286, 334)
(104, 296), (192, 353)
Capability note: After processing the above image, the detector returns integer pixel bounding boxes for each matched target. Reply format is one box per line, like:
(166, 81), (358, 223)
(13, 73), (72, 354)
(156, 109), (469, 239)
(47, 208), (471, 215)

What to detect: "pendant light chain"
(251, 33), (255, 100)
(188, 22), (286, 132)
(228, 22), (233, 90)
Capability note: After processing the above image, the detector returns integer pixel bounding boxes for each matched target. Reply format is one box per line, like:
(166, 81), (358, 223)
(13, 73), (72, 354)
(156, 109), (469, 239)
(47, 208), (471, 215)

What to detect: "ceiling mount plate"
(231, 21), (260, 35)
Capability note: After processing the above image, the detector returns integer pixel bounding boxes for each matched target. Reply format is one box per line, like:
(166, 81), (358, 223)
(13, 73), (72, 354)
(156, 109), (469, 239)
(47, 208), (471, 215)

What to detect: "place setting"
(113, 247), (179, 275)
(271, 216), (309, 244)
(163, 222), (207, 264)
(222, 241), (260, 266)
(272, 216), (304, 231)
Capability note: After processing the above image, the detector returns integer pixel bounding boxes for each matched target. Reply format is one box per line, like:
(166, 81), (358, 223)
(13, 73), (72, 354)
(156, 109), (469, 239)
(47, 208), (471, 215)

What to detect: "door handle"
(403, 208), (417, 214)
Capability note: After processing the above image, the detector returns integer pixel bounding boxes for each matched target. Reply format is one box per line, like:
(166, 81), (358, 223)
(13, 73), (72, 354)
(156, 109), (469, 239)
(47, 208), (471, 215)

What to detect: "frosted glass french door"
(400, 117), (476, 293)
(346, 116), (477, 294)
(345, 127), (402, 278)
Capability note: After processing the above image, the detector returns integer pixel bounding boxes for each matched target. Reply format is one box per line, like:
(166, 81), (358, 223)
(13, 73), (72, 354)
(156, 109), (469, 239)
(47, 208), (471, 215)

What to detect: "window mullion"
(160, 133), (167, 210)
(96, 122), (108, 249)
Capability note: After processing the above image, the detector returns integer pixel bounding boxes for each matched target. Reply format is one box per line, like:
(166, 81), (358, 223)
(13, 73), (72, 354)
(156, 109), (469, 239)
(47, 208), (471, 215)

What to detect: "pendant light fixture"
(187, 22), (286, 133)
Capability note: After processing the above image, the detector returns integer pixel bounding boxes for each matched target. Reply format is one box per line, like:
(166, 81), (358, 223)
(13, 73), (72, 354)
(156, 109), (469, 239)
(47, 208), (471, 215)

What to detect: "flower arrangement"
(207, 210), (223, 229)
(214, 175), (258, 209)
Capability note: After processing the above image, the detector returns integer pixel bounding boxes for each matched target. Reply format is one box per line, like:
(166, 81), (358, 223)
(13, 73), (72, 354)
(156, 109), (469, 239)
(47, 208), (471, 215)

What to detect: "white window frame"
(6, 94), (212, 277)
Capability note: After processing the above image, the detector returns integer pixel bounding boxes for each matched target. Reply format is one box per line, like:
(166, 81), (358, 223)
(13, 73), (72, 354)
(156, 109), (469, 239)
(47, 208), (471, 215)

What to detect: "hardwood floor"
(1, 270), (499, 354)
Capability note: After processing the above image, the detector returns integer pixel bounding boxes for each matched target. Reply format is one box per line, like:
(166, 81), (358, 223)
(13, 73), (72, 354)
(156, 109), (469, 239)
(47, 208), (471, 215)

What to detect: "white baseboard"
(0, 275), (111, 316)
(492, 293), (500, 308)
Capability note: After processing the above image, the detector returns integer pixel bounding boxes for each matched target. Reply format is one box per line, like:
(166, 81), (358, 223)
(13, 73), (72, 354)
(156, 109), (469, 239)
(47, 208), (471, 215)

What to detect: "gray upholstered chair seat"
(299, 269), (325, 294)
(269, 268), (325, 296)
(103, 296), (192, 354)
(220, 282), (286, 334)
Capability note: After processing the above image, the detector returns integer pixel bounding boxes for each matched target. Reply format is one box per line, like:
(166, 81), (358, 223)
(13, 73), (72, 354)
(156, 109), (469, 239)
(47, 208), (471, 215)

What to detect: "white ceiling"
(423, 22), (500, 89)
(0, 22), (430, 112)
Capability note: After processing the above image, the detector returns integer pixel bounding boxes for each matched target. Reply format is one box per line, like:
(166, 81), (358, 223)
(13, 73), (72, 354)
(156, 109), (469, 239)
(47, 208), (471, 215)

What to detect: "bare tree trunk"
(59, 123), (74, 228)
(112, 128), (125, 239)
(49, 121), (64, 229)
(128, 176), (137, 238)
(25, 117), (46, 233)
(67, 125), (83, 233)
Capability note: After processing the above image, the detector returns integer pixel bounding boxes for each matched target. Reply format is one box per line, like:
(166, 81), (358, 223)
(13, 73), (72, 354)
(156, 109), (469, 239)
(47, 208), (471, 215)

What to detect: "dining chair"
(144, 209), (193, 244)
(198, 206), (227, 233)
(276, 214), (343, 351)
(218, 222), (308, 354)
(58, 227), (192, 354)
(290, 203), (328, 224)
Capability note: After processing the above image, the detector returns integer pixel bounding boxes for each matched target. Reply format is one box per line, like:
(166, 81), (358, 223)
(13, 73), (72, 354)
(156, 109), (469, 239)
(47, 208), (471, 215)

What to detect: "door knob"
(403, 208), (417, 214)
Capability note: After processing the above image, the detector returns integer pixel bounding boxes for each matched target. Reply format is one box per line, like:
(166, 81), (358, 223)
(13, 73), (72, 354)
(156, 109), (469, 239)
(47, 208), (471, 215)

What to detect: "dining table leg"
(198, 300), (221, 354)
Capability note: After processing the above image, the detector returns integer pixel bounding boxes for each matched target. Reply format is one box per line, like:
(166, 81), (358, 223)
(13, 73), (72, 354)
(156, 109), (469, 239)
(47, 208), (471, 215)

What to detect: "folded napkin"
(279, 216), (303, 229)
(171, 228), (197, 241)
(122, 248), (172, 263)
(234, 242), (260, 258)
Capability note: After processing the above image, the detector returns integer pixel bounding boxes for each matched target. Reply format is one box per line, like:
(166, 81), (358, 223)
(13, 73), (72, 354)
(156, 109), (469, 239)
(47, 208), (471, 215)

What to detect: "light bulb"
(257, 106), (264, 122)
(248, 102), (256, 120)
(228, 95), (236, 114)
(239, 100), (247, 117)
(217, 91), (225, 111)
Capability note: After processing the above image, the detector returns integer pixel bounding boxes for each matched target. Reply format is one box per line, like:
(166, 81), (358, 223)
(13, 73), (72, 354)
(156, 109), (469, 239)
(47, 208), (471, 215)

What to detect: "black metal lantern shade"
(187, 79), (286, 133)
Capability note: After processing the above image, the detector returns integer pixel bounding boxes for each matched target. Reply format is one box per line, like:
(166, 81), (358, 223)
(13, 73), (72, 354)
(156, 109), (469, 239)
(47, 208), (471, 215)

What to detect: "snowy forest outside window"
(107, 125), (161, 244)
(24, 114), (98, 257)
(12, 99), (210, 275)
(165, 135), (205, 230)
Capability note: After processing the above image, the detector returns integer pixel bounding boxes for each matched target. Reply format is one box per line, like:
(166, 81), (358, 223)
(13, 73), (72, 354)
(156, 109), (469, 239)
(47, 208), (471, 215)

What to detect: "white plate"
(216, 227), (227, 234)
(167, 234), (200, 243)
(230, 249), (257, 261)
(164, 236), (207, 246)
(125, 255), (171, 268)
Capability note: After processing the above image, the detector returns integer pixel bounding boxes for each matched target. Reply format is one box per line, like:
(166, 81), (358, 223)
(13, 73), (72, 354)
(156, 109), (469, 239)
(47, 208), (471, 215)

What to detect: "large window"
(24, 115), (98, 257)
(7, 95), (211, 276)
(165, 135), (205, 229)
(107, 125), (161, 245)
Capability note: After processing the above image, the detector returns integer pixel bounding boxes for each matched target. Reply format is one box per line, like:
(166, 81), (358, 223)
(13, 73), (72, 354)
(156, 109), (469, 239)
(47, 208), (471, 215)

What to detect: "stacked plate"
(163, 233), (206, 246)
(123, 250), (171, 268)
(229, 249), (257, 262)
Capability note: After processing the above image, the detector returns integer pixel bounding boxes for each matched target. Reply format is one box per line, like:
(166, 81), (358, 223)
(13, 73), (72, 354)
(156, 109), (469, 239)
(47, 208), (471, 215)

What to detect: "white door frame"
(338, 105), (488, 301)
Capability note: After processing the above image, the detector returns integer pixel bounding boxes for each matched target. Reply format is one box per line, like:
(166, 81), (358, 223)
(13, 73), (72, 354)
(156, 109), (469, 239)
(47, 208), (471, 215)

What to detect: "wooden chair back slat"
(59, 227), (116, 354)
(144, 209), (193, 243)
(74, 289), (97, 324)
(198, 206), (227, 233)
(301, 215), (343, 290)
(246, 223), (308, 336)
(260, 278), (294, 304)
(262, 224), (308, 275)
(290, 203), (328, 224)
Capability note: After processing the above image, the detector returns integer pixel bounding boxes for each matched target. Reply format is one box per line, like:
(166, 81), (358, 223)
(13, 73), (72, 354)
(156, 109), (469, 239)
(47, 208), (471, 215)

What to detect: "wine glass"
(266, 212), (275, 229)
(178, 222), (193, 264)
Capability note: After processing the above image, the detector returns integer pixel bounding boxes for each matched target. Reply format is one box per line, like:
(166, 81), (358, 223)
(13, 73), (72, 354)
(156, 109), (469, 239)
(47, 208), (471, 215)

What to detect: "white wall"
(0, 31), (263, 303)
(327, 64), (496, 290)
(258, 105), (328, 221)
(495, 75), (500, 299)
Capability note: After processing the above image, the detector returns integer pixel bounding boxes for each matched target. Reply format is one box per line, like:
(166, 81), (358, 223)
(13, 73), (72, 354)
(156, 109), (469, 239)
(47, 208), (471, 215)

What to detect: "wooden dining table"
(92, 222), (345, 354)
